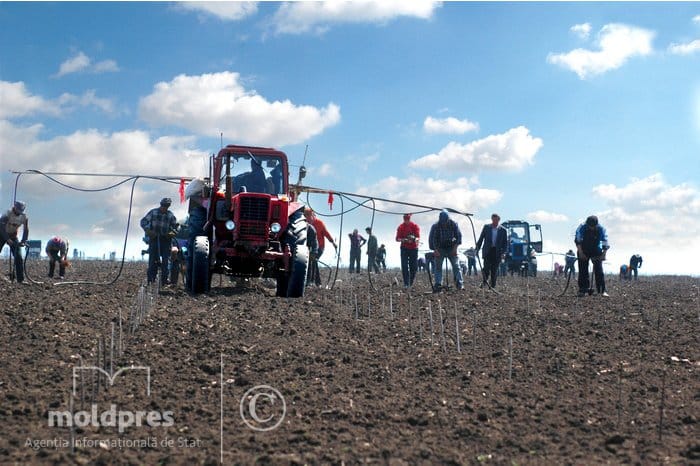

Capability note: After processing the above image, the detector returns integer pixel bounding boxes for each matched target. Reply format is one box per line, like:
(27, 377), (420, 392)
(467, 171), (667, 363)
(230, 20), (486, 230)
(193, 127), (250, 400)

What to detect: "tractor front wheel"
(190, 236), (211, 294)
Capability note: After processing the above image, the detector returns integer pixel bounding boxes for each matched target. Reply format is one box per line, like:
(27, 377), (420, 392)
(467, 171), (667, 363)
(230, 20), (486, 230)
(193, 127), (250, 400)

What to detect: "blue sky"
(1, 1), (699, 275)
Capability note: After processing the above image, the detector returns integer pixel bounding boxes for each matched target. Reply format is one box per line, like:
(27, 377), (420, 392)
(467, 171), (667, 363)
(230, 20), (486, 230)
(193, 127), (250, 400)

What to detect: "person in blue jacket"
(574, 215), (610, 297)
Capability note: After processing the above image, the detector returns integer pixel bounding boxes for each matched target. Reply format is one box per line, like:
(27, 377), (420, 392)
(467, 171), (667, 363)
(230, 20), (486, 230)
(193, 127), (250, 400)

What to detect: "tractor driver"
(234, 158), (268, 194)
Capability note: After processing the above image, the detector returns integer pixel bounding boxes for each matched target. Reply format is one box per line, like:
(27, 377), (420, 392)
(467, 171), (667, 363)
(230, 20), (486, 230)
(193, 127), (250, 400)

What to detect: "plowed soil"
(1, 259), (698, 465)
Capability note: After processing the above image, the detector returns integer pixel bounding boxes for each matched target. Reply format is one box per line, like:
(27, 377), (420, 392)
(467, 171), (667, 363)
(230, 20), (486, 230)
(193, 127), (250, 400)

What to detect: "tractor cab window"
(221, 153), (285, 195)
(507, 225), (527, 243)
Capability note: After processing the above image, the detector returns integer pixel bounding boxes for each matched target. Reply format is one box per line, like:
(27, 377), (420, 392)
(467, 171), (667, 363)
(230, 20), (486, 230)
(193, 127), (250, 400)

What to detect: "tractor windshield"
(507, 225), (528, 243)
(221, 153), (285, 195)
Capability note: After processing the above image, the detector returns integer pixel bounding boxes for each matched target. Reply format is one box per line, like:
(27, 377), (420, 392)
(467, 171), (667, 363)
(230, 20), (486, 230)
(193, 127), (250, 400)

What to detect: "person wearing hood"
(476, 213), (508, 289)
(428, 210), (464, 291)
(0, 201), (29, 283)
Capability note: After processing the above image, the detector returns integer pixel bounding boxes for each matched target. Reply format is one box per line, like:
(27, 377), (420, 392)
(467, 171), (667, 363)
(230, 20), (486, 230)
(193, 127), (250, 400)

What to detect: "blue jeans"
(349, 248), (361, 273)
(400, 248), (418, 287)
(434, 249), (463, 288)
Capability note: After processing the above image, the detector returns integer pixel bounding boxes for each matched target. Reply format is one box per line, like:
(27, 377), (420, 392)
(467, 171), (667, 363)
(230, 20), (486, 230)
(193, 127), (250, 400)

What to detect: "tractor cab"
(502, 220), (543, 277)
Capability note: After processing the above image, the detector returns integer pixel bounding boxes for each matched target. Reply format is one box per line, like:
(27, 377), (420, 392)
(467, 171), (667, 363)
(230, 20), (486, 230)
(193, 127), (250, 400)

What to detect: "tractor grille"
(239, 196), (269, 240)
(240, 196), (269, 221)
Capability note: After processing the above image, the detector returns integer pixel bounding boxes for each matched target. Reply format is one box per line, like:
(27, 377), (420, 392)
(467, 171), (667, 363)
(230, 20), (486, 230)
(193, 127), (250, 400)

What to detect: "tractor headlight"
(270, 222), (282, 234)
(225, 220), (236, 231)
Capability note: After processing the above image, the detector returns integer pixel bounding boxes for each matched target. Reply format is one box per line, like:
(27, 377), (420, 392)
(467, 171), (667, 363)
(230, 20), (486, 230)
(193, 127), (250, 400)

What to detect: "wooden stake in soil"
(118, 307), (123, 356)
(354, 293), (358, 320)
(508, 335), (513, 381)
(419, 303), (424, 341)
(438, 302), (447, 353)
(454, 303), (461, 353)
(658, 369), (666, 441)
(390, 289), (394, 319)
(69, 394), (75, 454)
(110, 322), (115, 377)
(428, 301), (435, 346)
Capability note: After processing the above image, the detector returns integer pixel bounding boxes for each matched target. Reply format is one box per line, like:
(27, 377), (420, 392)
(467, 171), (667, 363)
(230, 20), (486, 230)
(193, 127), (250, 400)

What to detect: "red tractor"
(189, 145), (308, 297)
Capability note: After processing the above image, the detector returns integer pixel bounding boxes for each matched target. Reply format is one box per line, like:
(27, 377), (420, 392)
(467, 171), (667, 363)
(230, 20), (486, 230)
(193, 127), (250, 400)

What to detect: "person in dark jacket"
(629, 254), (642, 280)
(575, 215), (610, 297)
(46, 236), (69, 279)
(475, 213), (508, 289)
(348, 229), (366, 273)
(365, 227), (379, 273)
(564, 249), (577, 277)
(376, 244), (387, 272)
(306, 223), (319, 287)
(428, 210), (464, 291)
(140, 198), (178, 286)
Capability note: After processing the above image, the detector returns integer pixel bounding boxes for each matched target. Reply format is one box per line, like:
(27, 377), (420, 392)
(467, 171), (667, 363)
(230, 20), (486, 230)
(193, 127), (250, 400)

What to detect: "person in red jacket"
(396, 213), (420, 288)
(303, 208), (337, 286)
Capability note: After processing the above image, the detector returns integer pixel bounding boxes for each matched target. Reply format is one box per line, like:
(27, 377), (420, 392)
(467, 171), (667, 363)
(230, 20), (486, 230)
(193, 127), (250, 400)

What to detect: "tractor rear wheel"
(190, 236), (210, 294)
(276, 210), (307, 298)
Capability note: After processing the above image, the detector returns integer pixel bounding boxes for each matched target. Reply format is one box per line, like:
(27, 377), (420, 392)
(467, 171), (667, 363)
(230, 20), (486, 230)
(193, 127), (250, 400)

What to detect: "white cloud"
(54, 51), (120, 77)
(358, 175), (501, 215)
(423, 116), (478, 135)
(317, 163), (333, 177)
(409, 126), (543, 172)
(270, 0), (441, 35)
(0, 81), (115, 118)
(178, 2), (258, 21)
(668, 39), (700, 55)
(0, 81), (61, 119)
(0, 120), (208, 252)
(590, 173), (700, 274)
(93, 59), (120, 73)
(570, 22), (591, 40)
(527, 210), (569, 223)
(693, 15), (700, 24)
(138, 72), (340, 146)
(547, 23), (654, 79)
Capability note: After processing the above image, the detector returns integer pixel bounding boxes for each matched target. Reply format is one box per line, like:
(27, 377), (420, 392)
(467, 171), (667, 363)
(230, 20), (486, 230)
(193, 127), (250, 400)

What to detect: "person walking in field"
(575, 215), (610, 297)
(140, 197), (178, 286)
(303, 208), (337, 286)
(396, 213), (420, 288)
(0, 201), (29, 283)
(428, 210), (464, 291)
(476, 213), (508, 289)
(45, 236), (70, 279)
(464, 247), (477, 276)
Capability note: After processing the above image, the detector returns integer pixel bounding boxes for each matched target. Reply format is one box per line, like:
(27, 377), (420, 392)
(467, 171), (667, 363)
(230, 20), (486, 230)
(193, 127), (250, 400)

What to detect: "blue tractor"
(501, 220), (543, 277)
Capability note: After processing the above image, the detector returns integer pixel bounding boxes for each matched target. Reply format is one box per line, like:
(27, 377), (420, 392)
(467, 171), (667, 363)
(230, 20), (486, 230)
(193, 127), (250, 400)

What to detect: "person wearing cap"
(140, 198), (179, 286)
(45, 236), (70, 279)
(347, 228), (366, 274)
(303, 208), (337, 286)
(395, 213), (420, 288)
(574, 215), (610, 297)
(428, 210), (464, 291)
(365, 227), (379, 274)
(0, 201), (29, 283)
(476, 213), (508, 289)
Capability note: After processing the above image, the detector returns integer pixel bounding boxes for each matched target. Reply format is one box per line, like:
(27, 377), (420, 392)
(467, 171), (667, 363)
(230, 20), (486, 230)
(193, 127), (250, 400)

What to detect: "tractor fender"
(287, 201), (305, 217)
